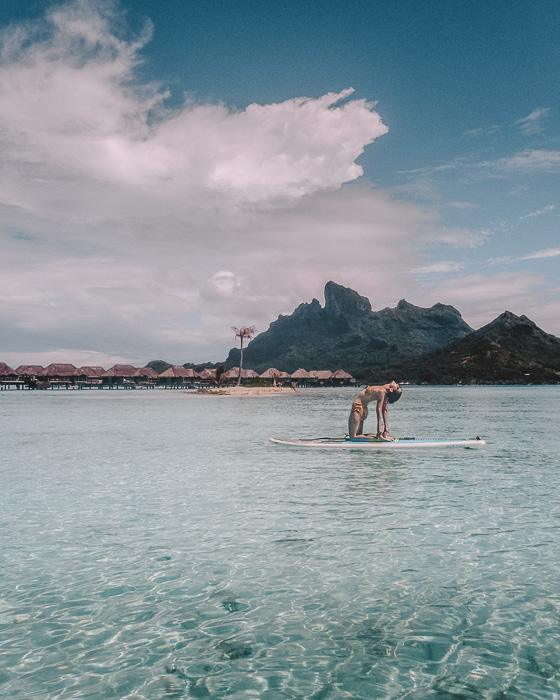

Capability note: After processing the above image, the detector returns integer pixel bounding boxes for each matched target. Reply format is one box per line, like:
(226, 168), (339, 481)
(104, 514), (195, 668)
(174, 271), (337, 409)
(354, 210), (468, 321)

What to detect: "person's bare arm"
(377, 395), (394, 441)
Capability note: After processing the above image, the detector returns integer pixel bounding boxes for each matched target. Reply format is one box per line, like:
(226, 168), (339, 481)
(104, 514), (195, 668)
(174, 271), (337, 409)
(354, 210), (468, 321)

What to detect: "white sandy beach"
(194, 386), (297, 396)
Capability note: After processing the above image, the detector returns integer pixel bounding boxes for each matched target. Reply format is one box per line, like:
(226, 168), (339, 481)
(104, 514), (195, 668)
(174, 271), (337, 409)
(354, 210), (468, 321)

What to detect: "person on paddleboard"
(348, 382), (402, 441)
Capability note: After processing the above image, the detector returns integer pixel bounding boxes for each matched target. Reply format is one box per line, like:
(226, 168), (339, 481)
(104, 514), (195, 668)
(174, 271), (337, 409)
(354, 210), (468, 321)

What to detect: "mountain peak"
(480, 311), (538, 335)
(324, 281), (372, 316)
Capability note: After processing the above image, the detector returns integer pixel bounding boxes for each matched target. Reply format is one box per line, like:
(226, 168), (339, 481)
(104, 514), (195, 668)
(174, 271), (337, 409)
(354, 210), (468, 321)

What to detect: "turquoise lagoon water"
(1, 386), (560, 699)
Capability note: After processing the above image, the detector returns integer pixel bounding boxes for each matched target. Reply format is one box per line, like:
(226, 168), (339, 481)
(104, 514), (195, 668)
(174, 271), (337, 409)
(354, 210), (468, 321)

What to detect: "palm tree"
(215, 365), (225, 387)
(232, 326), (256, 387)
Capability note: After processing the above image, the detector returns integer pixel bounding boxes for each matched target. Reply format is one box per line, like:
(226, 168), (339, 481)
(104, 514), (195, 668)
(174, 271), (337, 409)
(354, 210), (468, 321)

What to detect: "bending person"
(348, 382), (402, 441)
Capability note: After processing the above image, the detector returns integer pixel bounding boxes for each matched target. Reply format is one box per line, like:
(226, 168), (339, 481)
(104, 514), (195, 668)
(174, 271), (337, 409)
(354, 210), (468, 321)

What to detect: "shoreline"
(193, 386), (297, 396)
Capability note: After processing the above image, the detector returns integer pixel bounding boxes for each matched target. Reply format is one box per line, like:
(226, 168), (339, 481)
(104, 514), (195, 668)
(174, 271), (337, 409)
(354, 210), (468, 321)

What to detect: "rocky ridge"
(225, 281), (473, 374)
(373, 311), (560, 384)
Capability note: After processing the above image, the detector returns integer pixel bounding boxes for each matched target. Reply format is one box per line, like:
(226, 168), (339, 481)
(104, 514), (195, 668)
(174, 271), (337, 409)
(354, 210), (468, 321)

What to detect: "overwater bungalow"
(158, 366), (200, 388)
(0, 363), (23, 389)
(259, 367), (281, 378)
(259, 367), (284, 386)
(223, 367), (259, 384)
(29, 363), (79, 389)
(0, 362), (16, 377)
(331, 369), (354, 385)
(102, 365), (141, 388)
(75, 366), (105, 387)
(43, 363), (80, 382)
(197, 368), (218, 387)
(134, 367), (158, 378)
(309, 370), (334, 385)
(289, 368), (310, 386)
(78, 366), (105, 377)
(15, 365), (45, 378)
(102, 365), (158, 387)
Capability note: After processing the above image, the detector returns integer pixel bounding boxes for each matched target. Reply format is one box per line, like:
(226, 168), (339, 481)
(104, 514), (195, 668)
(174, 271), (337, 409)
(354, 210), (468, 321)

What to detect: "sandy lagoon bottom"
(1, 386), (560, 699)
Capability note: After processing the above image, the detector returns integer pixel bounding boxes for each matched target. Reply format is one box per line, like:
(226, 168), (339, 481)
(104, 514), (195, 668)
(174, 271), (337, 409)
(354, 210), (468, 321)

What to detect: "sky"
(0, 0), (558, 367)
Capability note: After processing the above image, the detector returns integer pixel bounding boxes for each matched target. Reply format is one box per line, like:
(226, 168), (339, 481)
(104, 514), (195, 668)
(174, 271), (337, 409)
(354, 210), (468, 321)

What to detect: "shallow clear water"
(1, 386), (560, 699)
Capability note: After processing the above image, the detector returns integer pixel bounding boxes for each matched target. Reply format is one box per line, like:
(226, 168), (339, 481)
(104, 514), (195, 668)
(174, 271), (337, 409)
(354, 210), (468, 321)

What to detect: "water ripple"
(1, 387), (559, 698)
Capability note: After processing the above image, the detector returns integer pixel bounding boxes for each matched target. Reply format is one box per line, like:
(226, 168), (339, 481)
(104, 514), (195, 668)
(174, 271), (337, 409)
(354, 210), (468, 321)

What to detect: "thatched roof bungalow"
(309, 370), (333, 381)
(103, 365), (138, 378)
(0, 362), (24, 389)
(224, 367), (240, 379)
(15, 365), (45, 377)
(331, 369), (354, 384)
(290, 368), (310, 379)
(198, 368), (217, 380)
(159, 366), (200, 378)
(43, 363), (80, 379)
(78, 366), (105, 377)
(134, 367), (158, 378)
(223, 367), (259, 380)
(259, 368), (281, 378)
(159, 366), (200, 386)
(101, 365), (157, 386)
(102, 365), (141, 386)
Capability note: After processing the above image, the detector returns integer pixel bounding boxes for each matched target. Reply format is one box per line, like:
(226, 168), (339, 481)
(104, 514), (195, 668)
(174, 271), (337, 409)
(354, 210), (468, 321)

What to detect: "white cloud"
(486, 149), (560, 174)
(515, 108), (550, 135)
(519, 205), (555, 219)
(411, 262), (466, 275)
(463, 108), (550, 140)
(0, 183), (437, 362)
(418, 272), (560, 335)
(490, 248), (560, 265)
(444, 201), (478, 209)
(519, 247), (560, 261)
(425, 227), (488, 249)
(0, 2), (387, 202)
(463, 124), (501, 138)
(201, 271), (246, 301)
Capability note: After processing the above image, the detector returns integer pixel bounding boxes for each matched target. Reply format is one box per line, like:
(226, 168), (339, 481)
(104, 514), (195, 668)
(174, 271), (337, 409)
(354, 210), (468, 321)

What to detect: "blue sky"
(0, 0), (558, 366)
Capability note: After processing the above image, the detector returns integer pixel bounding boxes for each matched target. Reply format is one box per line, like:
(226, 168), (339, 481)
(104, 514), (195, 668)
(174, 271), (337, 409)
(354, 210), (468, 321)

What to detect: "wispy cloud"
(520, 248), (560, 261)
(463, 124), (501, 138)
(486, 150), (560, 174)
(490, 248), (560, 265)
(444, 201), (478, 209)
(463, 107), (550, 139)
(428, 227), (489, 249)
(397, 148), (560, 180)
(515, 108), (550, 135)
(519, 205), (555, 219)
(411, 261), (466, 274)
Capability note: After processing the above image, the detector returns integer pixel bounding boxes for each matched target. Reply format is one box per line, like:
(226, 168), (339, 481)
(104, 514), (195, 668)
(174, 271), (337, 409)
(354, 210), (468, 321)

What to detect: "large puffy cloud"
(0, 1), (386, 201)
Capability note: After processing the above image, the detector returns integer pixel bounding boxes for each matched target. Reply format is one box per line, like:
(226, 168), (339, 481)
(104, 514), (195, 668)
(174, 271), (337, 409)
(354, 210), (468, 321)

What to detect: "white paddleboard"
(269, 436), (486, 449)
